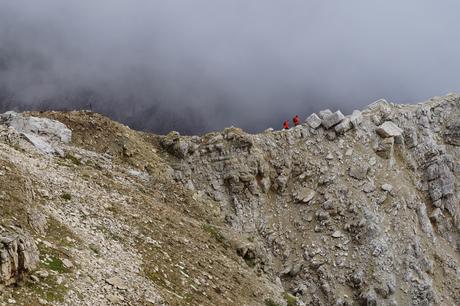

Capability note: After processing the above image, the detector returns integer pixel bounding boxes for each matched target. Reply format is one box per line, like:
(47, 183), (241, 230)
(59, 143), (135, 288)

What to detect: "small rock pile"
(305, 108), (363, 135)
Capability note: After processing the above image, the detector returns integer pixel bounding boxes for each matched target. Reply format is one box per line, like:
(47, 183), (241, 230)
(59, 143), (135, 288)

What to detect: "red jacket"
(293, 115), (300, 126)
(283, 120), (289, 129)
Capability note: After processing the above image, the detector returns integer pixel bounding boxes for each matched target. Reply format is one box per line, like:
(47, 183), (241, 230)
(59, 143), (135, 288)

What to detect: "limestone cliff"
(0, 94), (458, 305)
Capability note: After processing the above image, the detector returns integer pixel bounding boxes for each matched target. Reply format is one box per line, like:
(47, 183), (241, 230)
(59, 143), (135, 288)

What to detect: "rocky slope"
(0, 94), (459, 305)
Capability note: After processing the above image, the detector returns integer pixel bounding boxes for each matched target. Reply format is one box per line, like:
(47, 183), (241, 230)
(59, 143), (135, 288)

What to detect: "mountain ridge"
(0, 94), (458, 305)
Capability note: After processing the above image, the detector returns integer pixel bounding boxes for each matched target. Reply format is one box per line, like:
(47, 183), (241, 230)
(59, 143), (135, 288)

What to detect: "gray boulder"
(335, 118), (352, 134)
(322, 111), (345, 129)
(350, 110), (363, 127)
(349, 164), (369, 180)
(318, 109), (333, 119)
(305, 113), (322, 129)
(376, 121), (403, 138)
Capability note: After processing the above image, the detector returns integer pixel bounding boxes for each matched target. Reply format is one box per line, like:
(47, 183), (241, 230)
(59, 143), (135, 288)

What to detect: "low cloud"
(1, 1), (459, 134)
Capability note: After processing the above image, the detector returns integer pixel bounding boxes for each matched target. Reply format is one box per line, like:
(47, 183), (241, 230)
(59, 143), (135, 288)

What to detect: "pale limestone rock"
(376, 121), (403, 138)
(305, 113), (322, 129)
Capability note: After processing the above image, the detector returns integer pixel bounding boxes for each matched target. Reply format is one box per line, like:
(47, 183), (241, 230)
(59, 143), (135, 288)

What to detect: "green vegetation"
(264, 299), (280, 306)
(283, 292), (297, 306)
(25, 277), (69, 303)
(65, 153), (82, 165)
(46, 217), (78, 248)
(89, 243), (101, 255)
(202, 223), (227, 246)
(244, 256), (256, 268)
(61, 192), (72, 201)
(263, 293), (296, 306)
(47, 256), (68, 273)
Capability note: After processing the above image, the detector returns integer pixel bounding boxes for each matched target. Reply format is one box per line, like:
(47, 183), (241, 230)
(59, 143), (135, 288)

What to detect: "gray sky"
(0, 1), (459, 134)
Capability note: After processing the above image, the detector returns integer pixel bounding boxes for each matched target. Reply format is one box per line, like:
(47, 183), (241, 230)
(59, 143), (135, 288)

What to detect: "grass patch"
(47, 256), (68, 273)
(46, 217), (78, 248)
(147, 271), (167, 287)
(61, 193), (72, 201)
(244, 257), (256, 268)
(12, 143), (24, 152)
(65, 153), (81, 166)
(24, 277), (69, 303)
(264, 299), (280, 306)
(202, 223), (227, 246)
(283, 292), (297, 306)
(89, 243), (101, 255)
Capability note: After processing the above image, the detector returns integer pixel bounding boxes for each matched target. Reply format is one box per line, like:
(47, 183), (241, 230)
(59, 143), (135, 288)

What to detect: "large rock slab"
(376, 121), (403, 138)
(21, 133), (56, 155)
(322, 111), (345, 129)
(1, 111), (72, 143)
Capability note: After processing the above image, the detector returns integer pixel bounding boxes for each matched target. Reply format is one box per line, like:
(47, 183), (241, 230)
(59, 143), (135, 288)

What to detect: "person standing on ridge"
(293, 115), (300, 126)
(283, 120), (289, 130)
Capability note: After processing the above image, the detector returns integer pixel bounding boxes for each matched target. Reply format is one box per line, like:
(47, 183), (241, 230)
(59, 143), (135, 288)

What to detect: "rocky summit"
(0, 94), (459, 306)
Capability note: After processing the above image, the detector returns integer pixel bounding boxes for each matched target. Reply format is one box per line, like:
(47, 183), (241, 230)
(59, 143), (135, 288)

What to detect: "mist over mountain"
(1, 1), (460, 134)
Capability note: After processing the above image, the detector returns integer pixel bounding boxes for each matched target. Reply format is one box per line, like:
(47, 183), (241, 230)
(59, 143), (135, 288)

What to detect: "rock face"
(0, 94), (459, 306)
(167, 94), (460, 306)
(445, 119), (460, 146)
(0, 229), (39, 285)
(1, 111), (72, 143)
(0, 111), (72, 155)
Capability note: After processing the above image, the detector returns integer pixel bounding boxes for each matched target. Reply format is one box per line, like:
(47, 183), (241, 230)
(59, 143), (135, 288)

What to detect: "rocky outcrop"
(168, 94), (460, 306)
(0, 111), (72, 155)
(0, 229), (39, 286)
(445, 119), (460, 146)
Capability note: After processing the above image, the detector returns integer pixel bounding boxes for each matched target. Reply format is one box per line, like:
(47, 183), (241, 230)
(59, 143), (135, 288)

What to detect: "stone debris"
(381, 184), (393, 192)
(106, 276), (128, 290)
(349, 163), (369, 180)
(294, 188), (315, 204)
(62, 258), (74, 269)
(331, 230), (343, 238)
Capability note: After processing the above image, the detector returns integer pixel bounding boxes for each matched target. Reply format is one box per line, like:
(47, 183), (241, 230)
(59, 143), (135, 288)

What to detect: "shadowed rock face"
(445, 119), (460, 146)
(0, 94), (458, 305)
(0, 229), (39, 286)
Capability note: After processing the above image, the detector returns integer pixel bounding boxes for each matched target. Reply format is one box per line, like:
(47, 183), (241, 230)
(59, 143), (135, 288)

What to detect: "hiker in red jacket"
(293, 115), (300, 126)
(283, 120), (289, 130)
